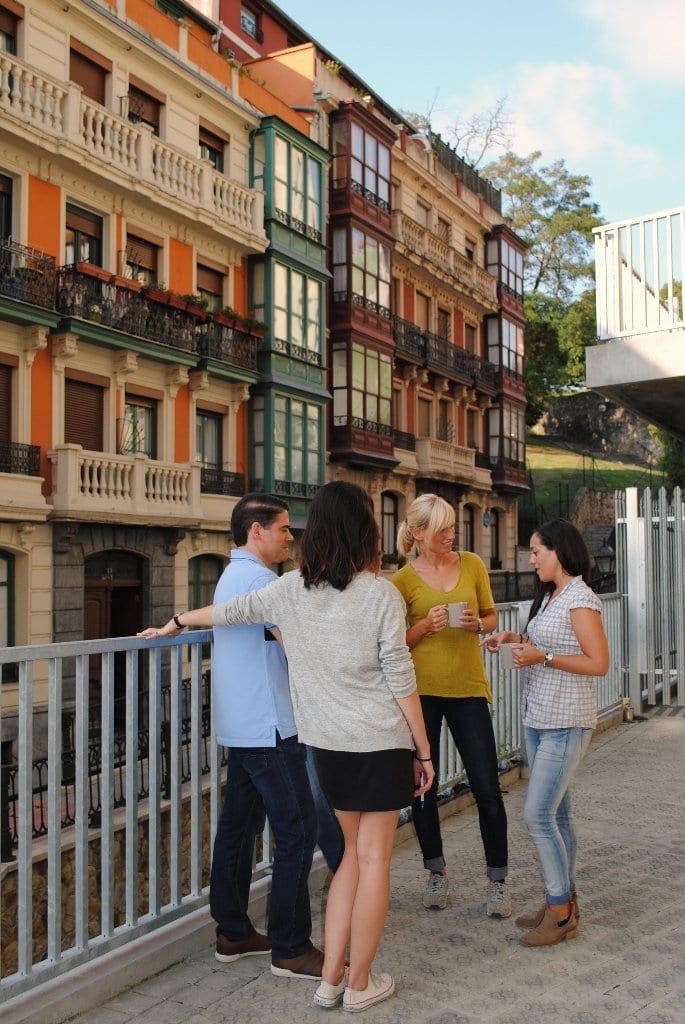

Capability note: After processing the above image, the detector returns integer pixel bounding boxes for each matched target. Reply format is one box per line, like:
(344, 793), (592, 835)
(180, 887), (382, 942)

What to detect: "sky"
(279, 0), (684, 226)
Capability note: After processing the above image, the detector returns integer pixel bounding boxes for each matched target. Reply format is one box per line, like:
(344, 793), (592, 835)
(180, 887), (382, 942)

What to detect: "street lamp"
(595, 539), (616, 593)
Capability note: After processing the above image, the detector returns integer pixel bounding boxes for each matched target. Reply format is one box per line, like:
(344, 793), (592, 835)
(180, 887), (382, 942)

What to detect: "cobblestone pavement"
(67, 707), (685, 1024)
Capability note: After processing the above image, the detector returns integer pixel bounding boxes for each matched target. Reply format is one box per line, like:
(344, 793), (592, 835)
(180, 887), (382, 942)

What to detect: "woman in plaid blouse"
(484, 520), (609, 946)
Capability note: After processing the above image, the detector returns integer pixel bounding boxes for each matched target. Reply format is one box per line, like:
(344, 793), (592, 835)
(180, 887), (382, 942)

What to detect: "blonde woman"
(391, 494), (510, 918)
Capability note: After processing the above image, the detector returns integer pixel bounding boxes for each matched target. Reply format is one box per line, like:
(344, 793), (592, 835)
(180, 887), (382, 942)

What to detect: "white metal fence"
(616, 486), (685, 708)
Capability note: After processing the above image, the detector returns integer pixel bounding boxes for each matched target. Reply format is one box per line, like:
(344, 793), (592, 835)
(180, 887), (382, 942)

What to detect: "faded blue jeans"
(523, 725), (593, 906)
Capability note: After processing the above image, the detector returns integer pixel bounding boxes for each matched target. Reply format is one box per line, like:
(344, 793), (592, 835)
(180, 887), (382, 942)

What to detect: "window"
(199, 125), (226, 174)
(416, 200), (431, 229)
(465, 239), (476, 262)
(381, 493), (398, 557)
(436, 399), (451, 442)
(189, 554), (225, 610)
(464, 323), (478, 355)
(487, 237), (523, 300)
(0, 4), (19, 54)
(488, 317), (524, 376)
(348, 227), (391, 316)
(0, 362), (10, 444)
(196, 410), (222, 470)
(417, 396), (431, 437)
(273, 136), (322, 241)
(120, 395), (156, 457)
(462, 506), (475, 552)
(488, 401), (525, 465)
(0, 550), (14, 682)
(0, 172), (11, 238)
(415, 292), (429, 331)
(273, 396), (321, 494)
(65, 378), (104, 450)
(332, 342), (392, 432)
(467, 408), (480, 449)
(436, 217), (450, 243)
(240, 5), (261, 40)
(197, 263), (224, 313)
(437, 307), (450, 341)
(125, 235), (158, 285)
(128, 84), (160, 134)
(65, 204), (103, 266)
(70, 42), (109, 106)
(350, 122), (390, 211)
(490, 509), (501, 569)
(273, 263), (321, 363)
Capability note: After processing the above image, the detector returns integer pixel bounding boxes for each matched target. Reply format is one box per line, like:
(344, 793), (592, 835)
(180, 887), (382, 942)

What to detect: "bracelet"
(413, 754), (432, 762)
(173, 613), (185, 629)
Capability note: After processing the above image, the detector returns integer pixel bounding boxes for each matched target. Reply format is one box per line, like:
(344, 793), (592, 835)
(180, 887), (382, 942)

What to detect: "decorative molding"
(113, 350), (138, 386)
(188, 369), (210, 394)
(51, 332), (79, 370)
(190, 530), (207, 552)
(166, 365), (190, 397)
(14, 522), (35, 549)
(21, 326), (48, 368)
(164, 528), (186, 557)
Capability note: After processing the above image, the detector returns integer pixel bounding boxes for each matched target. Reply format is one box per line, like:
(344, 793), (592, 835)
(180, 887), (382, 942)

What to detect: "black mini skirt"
(313, 746), (414, 812)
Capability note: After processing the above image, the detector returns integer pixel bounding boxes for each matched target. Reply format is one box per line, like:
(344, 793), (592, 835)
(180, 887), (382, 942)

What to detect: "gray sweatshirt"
(212, 569), (417, 752)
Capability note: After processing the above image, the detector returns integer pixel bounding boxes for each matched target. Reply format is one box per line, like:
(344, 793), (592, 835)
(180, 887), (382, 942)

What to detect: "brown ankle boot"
(516, 891), (579, 930)
(520, 905), (577, 946)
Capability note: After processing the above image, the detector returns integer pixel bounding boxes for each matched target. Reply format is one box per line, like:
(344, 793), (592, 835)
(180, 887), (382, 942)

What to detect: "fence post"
(1, 739), (15, 861)
(624, 487), (646, 711)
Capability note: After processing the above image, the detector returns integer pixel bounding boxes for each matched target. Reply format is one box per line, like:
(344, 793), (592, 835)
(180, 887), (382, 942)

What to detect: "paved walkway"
(68, 708), (685, 1024)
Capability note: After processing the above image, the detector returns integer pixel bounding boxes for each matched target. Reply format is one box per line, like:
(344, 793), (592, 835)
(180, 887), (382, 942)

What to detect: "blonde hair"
(396, 493), (455, 557)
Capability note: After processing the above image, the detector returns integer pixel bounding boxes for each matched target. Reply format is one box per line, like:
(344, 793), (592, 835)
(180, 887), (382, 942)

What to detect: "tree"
(484, 151), (602, 300)
(651, 428), (685, 489)
(557, 289), (598, 384)
(447, 96), (512, 168)
(521, 293), (566, 425)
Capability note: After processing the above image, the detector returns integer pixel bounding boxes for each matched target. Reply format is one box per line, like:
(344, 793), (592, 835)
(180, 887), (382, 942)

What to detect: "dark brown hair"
(300, 481), (379, 591)
(527, 519), (592, 625)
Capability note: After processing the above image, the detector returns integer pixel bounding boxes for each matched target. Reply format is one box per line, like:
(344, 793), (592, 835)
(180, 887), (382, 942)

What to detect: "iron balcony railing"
(392, 316), (498, 391)
(199, 468), (245, 496)
(197, 322), (260, 371)
(0, 237), (56, 308)
(393, 429), (416, 452)
(0, 440), (41, 476)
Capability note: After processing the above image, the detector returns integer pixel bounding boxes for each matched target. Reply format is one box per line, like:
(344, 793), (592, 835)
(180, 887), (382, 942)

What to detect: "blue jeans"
(209, 733), (318, 959)
(523, 725), (593, 905)
(305, 745), (344, 872)
(413, 696), (508, 880)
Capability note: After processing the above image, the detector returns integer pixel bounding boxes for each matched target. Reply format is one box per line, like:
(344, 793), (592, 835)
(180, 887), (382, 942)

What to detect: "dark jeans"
(413, 695), (508, 880)
(305, 745), (344, 872)
(209, 733), (318, 959)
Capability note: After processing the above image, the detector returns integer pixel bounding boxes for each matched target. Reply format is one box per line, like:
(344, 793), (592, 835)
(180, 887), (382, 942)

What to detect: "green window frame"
(273, 135), (322, 242)
(121, 396), (156, 458)
(273, 396), (321, 494)
(196, 410), (222, 470)
(0, 550), (14, 683)
(273, 263), (322, 364)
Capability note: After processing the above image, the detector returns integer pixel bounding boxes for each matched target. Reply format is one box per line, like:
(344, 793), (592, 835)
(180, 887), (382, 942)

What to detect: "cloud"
(580, 0), (685, 82)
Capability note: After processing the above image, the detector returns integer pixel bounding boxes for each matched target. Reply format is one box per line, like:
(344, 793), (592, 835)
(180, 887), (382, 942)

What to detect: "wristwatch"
(543, 650), (554, 669)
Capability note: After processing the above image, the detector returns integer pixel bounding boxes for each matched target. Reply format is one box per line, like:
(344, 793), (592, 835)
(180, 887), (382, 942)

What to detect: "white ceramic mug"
(499, 643), (518, 669)
(447, 602), (468, 628)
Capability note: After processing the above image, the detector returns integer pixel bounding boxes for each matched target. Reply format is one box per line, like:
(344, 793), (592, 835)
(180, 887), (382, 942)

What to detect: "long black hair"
(527, 519), (592, 625)
(300, 481), (380, 591)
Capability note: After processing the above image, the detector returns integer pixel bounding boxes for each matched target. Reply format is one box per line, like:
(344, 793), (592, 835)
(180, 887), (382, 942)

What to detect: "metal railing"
(0, 441), (40, 477)
(594, 206), (685, 340)
(0, 595), (625, 1005)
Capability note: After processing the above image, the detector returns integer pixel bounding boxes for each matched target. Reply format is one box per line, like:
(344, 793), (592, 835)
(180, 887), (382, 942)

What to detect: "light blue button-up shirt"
(211, 549), (296, 747)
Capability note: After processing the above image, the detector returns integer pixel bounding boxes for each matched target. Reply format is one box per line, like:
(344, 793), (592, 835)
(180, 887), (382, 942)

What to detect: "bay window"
(333, 341), (392, 432)
(488, 401), (525, 466)
(273, 263), (322, 363)
(332, 227), (390, 316)
(273, 136), (322, 242)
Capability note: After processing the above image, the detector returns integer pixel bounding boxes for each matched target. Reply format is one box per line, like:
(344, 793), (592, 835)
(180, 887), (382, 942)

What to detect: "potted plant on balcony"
(243, 313), (267, 338)
(183, 293), (209, 321)
(213, 304), (239, 328)
(144, 282), (171, 304)
(110, 271), (143, 293)
(76, 261), (111, 283)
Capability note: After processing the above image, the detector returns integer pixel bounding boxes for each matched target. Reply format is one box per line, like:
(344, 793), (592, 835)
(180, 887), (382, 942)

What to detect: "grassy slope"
(523, 435), (661, 522)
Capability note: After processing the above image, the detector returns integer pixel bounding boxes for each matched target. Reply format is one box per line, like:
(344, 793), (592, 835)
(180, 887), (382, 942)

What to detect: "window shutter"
(0, 364), (10, 442)
(65, 378), (104, 450)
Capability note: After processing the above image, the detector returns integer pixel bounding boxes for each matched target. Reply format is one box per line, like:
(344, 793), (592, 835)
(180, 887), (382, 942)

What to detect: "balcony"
(48, 446), (203, 526)
(0, 54), (266, 251)
(588, 206), (685, 440)
(197, 322), (260, 374)
(0, 442), (48, 521)
(392, 211), (498, 309)
(415, 436), (476, 481)
(392, 317), (498, 393)
(0, 239), (56, 309)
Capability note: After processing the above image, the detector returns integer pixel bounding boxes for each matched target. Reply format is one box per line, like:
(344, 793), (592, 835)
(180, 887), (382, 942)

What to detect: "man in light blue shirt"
(209, 493), (325, 979)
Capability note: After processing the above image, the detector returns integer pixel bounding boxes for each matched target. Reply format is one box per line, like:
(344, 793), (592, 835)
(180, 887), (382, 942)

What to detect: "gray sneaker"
(423, 871), (449, 909)
(486, 879), (512, 918)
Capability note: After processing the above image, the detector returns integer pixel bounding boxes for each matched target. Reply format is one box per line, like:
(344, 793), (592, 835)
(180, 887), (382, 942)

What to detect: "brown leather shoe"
(271, 946), (324, 979)
(520, 905), (577, 946)
(516, 891), (580, 930)
(215, 929), (272, 963)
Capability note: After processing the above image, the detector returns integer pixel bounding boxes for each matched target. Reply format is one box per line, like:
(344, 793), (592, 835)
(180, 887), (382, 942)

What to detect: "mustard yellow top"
(391, 553), (494, 701)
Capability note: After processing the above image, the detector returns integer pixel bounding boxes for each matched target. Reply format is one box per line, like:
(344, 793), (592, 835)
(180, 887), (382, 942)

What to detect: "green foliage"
(558, 289), (598, 384)
(484, 150), (602, 300)
(650, 427), (685, 489)
(522, 293), (566, 425)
